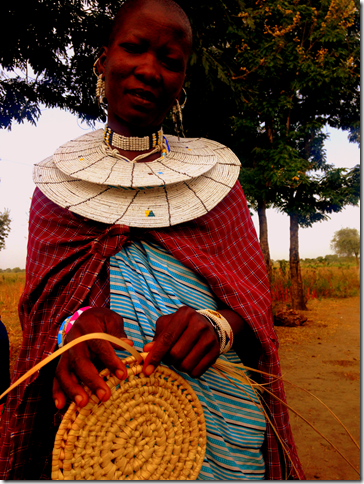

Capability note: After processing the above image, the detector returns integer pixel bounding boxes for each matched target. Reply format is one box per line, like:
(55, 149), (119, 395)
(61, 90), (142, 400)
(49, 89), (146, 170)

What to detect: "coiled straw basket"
(51, 353), (206, 480)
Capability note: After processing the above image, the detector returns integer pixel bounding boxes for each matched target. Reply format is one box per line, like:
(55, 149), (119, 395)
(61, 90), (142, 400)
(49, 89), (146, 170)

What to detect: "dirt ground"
(275, 296), (360, 480)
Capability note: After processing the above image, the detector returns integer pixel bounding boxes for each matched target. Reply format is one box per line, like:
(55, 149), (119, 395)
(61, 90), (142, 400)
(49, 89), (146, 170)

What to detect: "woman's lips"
(128, 89), (157, 106)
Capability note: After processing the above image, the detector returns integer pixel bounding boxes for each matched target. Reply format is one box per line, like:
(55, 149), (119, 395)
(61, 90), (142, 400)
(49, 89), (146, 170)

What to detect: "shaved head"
(108, 0), (192, 54)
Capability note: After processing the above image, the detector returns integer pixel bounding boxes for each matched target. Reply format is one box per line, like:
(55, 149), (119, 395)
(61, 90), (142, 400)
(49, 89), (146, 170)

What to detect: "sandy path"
(276, 297), (360, 480)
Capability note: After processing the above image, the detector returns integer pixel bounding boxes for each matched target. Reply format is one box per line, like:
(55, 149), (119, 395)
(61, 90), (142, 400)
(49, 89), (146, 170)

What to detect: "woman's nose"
(134, 53), (161, 85)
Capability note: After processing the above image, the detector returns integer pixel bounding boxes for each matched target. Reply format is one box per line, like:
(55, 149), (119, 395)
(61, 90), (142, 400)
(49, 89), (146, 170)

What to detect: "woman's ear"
(97, 46), (108, 76)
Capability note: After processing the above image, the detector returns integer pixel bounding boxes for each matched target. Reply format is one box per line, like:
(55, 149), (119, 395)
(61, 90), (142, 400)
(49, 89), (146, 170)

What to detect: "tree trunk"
(289, 214), (307, 310)
(257, 200), (272, 285)
(354, 253), (359, 268)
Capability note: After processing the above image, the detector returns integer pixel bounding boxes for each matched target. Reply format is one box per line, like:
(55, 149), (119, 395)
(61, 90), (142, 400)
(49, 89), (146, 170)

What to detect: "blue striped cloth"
(110, 240), (266, 480)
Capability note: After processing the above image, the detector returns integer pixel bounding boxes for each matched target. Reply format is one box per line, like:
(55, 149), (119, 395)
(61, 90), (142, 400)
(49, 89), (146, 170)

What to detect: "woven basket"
(52, 354), (206, 480)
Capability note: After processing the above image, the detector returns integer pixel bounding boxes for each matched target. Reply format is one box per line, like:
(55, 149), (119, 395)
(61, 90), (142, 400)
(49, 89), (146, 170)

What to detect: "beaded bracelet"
(200, 313), (224, 349)
(197, 309), (234, 354)
(57, 307), (91, 347)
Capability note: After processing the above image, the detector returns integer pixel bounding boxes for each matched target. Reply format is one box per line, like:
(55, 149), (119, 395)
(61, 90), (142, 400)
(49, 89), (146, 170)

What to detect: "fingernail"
(96, 388), (106, 401)
(145, 364), (155, 376)
(75, 395), (83, 405)
(54, 399), (59, 408)
(116, 369), (125, 380)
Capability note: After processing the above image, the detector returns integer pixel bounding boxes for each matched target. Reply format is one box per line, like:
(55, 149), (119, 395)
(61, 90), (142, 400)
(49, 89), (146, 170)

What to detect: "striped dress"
(110, 239), (266, 480)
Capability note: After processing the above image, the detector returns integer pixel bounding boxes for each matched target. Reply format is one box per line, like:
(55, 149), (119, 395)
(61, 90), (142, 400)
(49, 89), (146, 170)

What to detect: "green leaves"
(0, 0), (118, 129)
(0, 78), (41, 130)
(233, 0), (359, 230)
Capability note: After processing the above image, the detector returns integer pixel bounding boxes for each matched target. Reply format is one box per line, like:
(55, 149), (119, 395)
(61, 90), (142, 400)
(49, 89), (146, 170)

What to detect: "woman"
(0, 0), (304, 479)
(0, 317), (10, 413)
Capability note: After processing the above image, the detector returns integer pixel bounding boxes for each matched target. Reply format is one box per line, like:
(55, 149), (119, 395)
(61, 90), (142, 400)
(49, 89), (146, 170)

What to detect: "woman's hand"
(52, 308), (133, 410)
(142, 306), (220, 379)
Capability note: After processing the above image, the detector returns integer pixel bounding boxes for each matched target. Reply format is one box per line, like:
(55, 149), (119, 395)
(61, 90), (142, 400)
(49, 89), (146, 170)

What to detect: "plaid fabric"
(0, 184), (305, 480)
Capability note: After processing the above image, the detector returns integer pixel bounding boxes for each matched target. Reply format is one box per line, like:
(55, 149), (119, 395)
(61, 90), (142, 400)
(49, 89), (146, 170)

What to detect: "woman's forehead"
(109, 0), (192, 51)
(116, 12), (188, 43)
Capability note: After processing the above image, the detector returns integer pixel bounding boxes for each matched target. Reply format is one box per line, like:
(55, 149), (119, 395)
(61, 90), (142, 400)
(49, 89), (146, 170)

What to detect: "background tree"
(276, 163), (360, 308)
(0, 209), (11, 251)
(232, 0), (360, 309)
(0, 0), (123, 129)
(330, 227), (360, 266)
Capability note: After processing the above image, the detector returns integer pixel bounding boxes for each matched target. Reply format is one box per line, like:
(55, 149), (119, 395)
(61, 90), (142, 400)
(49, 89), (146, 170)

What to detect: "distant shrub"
(0, 267), (25, 274)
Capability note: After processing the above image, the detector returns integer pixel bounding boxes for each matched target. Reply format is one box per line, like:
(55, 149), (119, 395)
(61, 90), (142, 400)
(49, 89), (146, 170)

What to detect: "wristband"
(57, 306), (91, 347)
(197, 309), (234, 354)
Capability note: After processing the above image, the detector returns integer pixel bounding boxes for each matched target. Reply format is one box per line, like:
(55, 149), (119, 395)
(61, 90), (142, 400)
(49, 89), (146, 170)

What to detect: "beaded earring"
(172, 88), (187, 139)
(93, 58), (106, 108)
(96, 75), (106, 106)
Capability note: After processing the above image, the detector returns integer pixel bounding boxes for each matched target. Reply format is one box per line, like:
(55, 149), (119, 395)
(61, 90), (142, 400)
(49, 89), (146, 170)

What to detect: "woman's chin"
(110, 110), (163, 132)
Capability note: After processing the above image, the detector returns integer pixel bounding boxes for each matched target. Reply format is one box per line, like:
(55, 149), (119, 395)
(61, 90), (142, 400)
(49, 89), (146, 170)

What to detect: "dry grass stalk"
(214, 360), (360, 477)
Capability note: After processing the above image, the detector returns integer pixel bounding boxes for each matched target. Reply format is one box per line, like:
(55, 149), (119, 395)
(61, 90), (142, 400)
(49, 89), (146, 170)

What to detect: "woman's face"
(99, 3), (191, 132)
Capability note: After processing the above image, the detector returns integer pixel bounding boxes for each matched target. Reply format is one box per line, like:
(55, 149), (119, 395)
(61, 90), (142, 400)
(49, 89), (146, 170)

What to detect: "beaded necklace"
(103, 125), (168, 163)
(103, 126), (163, 151)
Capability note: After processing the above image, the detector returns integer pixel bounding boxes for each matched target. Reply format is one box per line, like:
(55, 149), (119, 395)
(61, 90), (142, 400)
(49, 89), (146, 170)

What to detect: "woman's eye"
(162, 57), (184, 71)
(121, 43), (142, 53)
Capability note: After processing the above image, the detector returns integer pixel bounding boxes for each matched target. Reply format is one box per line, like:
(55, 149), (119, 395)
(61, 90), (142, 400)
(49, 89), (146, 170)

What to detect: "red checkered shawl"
(0, 184), (305, 480)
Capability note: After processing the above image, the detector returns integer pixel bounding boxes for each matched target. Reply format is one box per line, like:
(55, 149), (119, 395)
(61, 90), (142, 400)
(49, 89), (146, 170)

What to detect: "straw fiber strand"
(52, 356), (206, 480)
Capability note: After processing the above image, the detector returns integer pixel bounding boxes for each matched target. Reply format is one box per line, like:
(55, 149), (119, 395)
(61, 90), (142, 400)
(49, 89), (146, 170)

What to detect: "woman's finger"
(87, 337), (132, 380)
(53, 371), (82, 409)
(52, 375), (66, 410)
(142, 318), (186, 375)
(143, 341), (155, 352)
(180, 343), (220, 378)
(153, 314), (172, 339)
(68, 338), (128, 401)
(142, 308), (220, 377)
(167, 320), (218, 373)
(54, 351), (91, 407)
(166, 318), (215, 365)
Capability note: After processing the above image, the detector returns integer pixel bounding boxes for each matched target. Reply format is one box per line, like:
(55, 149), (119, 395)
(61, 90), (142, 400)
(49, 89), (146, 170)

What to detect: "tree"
(0, 209), (11, 251)
(233, 0), (360, 309)
(0, 0), (123, 129)
(276, 162), (360, 308)
(331, 227), (360, 266)
(1, 0), (360, 310)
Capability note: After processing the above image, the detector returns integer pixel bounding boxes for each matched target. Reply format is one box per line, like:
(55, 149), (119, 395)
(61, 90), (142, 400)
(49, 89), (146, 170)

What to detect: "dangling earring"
(93, 58), (106, 108)
(96, 74), (106, 106)
(172, 88), (187, 139)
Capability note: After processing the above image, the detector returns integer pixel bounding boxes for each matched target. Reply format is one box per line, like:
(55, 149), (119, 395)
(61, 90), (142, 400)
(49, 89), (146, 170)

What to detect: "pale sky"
(0, 108), (360, 269)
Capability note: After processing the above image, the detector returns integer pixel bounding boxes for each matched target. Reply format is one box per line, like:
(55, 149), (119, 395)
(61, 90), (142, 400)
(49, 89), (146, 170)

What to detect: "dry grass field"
(271, 262), (360, 303)
(0, 272), (25, 374)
